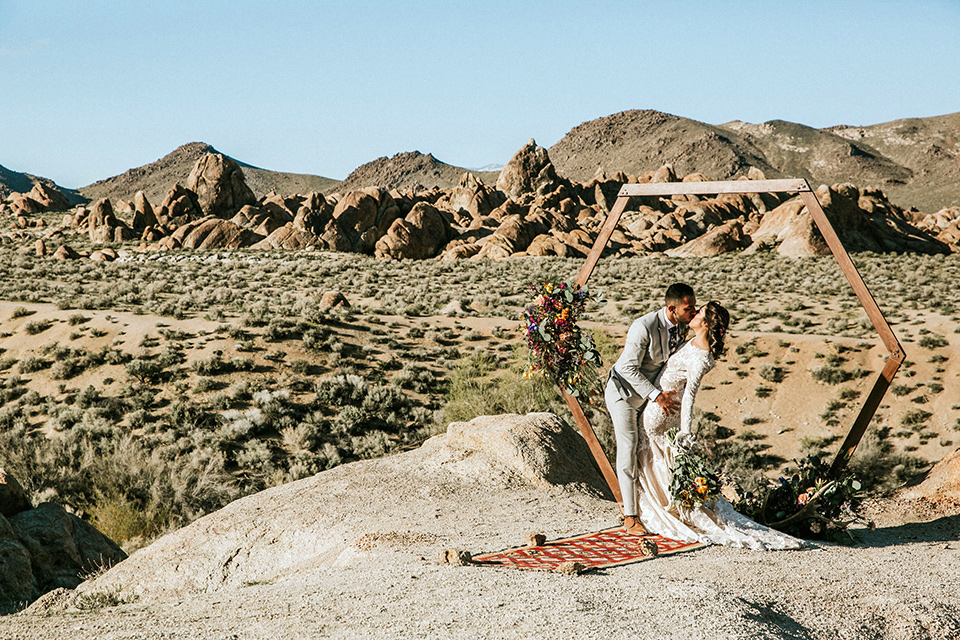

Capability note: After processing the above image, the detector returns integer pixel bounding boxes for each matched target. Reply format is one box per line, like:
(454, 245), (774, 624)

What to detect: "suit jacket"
(609, 308), (673, 403)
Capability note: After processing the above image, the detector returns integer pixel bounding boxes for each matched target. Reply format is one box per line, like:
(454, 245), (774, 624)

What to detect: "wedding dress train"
(637, 342), (804, 550)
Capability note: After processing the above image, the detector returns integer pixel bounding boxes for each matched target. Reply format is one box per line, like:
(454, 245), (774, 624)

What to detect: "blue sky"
(2, 0), (958, 188)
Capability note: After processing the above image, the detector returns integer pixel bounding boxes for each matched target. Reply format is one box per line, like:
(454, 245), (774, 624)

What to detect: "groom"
(605, 283), (698, 535)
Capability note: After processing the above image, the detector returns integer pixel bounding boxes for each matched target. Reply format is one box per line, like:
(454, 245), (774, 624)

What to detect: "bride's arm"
(680, 357), (713, 435)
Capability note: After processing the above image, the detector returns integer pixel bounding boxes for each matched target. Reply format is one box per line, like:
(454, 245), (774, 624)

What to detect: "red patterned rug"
(473, 527), (705, 571)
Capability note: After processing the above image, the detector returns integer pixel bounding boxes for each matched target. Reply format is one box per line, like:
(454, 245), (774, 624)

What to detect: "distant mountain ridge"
(548, 109), (960, 212)
(79, 143), (340, 204)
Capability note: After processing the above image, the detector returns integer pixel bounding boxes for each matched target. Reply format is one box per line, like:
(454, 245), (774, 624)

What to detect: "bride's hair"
(704, 301), (730, 359)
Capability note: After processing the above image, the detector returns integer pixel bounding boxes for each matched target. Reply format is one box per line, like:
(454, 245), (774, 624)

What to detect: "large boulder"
(75, 412), (608, 600)
(157, 184), (203, 227)
(473, 213), (550, 259)
(441, 173), (506, 222)
(496, 139), (563, 201)
(181, 218), (255, 250)
(330, 188), (402, 253)
(185, 153), (257, 218)
(4, 503), (126, 608)
(28, 183), (70, 211)
(0, 514), (36, 613)
(746, 185), (949, 257)
(132, 191), (158, 231)
(88, 198), (126, 243)
(666, 220), (752, 257)
(374, 202), (452, 259)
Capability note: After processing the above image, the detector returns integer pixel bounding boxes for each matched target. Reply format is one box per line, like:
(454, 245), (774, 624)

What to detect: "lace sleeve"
(680, 352), (714, 435)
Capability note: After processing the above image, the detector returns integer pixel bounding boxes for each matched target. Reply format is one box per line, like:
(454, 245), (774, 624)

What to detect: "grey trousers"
(604, 377), (648, 516)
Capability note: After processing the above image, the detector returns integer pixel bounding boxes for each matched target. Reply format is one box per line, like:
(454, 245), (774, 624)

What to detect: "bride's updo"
(704, 301), (730, 359)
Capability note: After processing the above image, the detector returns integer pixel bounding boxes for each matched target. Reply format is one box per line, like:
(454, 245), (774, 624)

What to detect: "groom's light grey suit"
(605, 308), (681, 516)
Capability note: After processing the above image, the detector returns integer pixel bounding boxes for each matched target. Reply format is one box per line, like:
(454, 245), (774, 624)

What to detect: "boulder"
(53, 244), (80, 260)
(374, 202), (452, 260)
(253, 224), (320, 250)
(496, 139), (563, 201)
(158, 184), (203, 227)
(442, 173), (506, 221)
(185, 153), (257, 218)
(35, 239), (46, 257)
(899, 448), (960, 507)
(746, 185), (950, 257)
(0, 514), (37, 613)
(8, 194), (44, 214)
(181, 218), (255, 250)
(666, 220), (752, 257)
(331, 188), (401, 253)
(28, 183), (70, 211)
(473, 213), (550, 260)
(0, 469), (31, 518)
(132, 191), (159, 231)
(7, 502), (127, 596)
(318, 291), (349, 310)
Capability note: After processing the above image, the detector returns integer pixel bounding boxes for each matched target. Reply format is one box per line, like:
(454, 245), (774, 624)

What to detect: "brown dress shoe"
(623, 515), (648, 536)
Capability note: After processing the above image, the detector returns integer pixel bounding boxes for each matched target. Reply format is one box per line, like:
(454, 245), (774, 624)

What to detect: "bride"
(636, 301), (804, 550)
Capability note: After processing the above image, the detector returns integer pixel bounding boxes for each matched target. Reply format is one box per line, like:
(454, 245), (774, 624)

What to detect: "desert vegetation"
(1, 241), (957, 550)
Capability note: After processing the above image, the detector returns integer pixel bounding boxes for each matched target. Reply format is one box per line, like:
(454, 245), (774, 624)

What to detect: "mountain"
(548, 110), (960, 213)
(79, 143), (340, 204)
(338, 151), (500, 192)
(0, 164), (84, 204)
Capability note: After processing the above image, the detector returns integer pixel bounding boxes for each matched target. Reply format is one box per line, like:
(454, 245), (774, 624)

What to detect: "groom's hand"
(655, 390), (680, 415)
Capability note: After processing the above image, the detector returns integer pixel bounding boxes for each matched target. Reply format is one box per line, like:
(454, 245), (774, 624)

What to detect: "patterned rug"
(473, 527), (705, 571)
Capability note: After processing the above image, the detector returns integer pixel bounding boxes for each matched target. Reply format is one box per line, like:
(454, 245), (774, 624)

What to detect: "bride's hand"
(674, 432), (697, 452)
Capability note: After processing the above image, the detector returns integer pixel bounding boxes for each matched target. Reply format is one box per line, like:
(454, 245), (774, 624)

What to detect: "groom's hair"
(665, 283), (695, 305)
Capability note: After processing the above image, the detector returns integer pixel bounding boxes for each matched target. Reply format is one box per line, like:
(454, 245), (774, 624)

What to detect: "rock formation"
(184, 153), (257, 218)
(0, 471), (126, 613)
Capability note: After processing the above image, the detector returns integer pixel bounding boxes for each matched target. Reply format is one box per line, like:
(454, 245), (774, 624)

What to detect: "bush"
(758, 364), (784, 383)
(24, 320), (53, 335)
(11, 306), (34, 319)
(811, 365), (853, 385)
(18, 356), (50, 374)
(918, 334), (948, 349)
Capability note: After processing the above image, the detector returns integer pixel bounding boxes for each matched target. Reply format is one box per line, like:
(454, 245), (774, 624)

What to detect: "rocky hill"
(338, 150), (500, 192)
(79, 143), (340, 204)
(549, 110), (960, 213)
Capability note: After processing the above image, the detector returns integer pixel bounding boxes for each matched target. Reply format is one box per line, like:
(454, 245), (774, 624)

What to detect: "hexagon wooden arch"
(564, 178), (906, 508)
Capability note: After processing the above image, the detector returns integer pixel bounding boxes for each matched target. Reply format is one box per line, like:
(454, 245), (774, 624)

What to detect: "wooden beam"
(828, 355), (903, 478)
(618, 179), (810, 198)
(799, 190), (904, 359)
(561, 390), (623, 508)
(575, 194), (629, 289)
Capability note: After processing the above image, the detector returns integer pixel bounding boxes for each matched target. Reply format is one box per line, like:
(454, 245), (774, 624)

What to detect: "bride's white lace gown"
(638, 342), (804, 550)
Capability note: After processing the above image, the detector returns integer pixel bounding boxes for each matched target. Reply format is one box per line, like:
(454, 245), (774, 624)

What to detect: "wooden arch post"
(566, 179), (905, 508)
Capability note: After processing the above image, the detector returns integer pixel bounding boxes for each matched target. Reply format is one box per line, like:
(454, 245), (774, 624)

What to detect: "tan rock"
(666, 220), (751, 257)
(496, 139), (562, 200)
(185, 153), (256, 218)
(53, 244), (80, 260)
(374, 202), (451, 260)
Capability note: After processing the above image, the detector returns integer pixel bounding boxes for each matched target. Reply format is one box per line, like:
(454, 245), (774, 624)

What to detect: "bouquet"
(733, 455), (866, 542)
(668, 429), (722, 510)
(521, 278), (603, 400)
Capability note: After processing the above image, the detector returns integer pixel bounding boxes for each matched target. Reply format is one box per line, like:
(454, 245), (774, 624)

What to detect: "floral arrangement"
(521, 278), (603, 400)
(734, 455), (867, 542)
(668, 430), (723, 509)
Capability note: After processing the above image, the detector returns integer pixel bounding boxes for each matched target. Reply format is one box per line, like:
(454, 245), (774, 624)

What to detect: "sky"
(2, 0), (959, 188)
